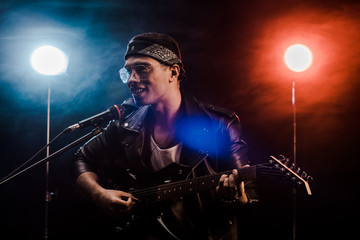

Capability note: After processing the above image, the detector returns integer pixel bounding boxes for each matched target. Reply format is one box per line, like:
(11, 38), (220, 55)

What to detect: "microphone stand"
(292, 81), (297, 240)
(0, 126), (104, 186)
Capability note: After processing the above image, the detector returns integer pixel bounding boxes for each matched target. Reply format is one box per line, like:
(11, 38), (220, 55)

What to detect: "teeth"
(133, 88), (144, 93)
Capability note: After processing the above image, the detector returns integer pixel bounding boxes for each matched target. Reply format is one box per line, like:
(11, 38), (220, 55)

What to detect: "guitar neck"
(131, 166), (257, 203)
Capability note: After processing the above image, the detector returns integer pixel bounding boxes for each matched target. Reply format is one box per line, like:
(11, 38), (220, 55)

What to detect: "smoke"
(230, 1), (360, 138)
(0, 1), (358, 238)
(0, 1), (133, 128)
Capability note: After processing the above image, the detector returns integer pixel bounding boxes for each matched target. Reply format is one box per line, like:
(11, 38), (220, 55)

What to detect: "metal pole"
(45, 82), (51, 240)
(292, 81), (296, 240)
(292, 81), (297, 165)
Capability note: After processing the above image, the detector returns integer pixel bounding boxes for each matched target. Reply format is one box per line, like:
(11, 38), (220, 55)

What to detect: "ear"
(169, 64), (180, 82)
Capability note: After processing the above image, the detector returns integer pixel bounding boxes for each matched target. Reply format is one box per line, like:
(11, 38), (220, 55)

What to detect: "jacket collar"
(119, 91), (217, 170)
(121, 104), (151, 133)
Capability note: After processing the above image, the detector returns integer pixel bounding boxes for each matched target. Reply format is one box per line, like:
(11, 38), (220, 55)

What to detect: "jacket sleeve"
(225, 115), (249, 168)
(222, 114), (259, 204)
(71, 120), (121, 181)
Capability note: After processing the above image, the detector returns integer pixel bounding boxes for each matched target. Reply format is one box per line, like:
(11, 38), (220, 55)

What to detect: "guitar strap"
(188, 156), (238, 240)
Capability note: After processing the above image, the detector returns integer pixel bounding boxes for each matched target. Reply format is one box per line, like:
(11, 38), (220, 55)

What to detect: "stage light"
(284, 44), (313, 72)
(30, 45), (68, 75)
(283, 43), (314, 240)
(30, 45), (68, 239)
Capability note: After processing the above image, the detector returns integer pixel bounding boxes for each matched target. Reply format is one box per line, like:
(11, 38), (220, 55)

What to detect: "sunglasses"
(119, 64), (163, 83)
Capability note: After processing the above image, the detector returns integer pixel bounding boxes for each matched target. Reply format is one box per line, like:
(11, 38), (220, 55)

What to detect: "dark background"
(0, 0), (359, 239)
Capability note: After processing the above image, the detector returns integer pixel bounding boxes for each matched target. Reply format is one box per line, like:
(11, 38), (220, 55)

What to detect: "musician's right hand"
(95, 189), (138, 218)
(75, 172), (138, 218)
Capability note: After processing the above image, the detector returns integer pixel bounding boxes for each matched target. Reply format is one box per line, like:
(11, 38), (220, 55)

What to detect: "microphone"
(63, 104), (125, 133)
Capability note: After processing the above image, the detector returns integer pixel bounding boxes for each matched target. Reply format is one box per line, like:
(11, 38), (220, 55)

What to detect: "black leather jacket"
(72, 92), (253, 239)
(73, 92), (249, 181)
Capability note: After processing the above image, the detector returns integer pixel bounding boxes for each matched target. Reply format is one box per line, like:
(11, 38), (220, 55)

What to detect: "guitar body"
(112, 160), (237, 239)
(111, 162), (193, 239)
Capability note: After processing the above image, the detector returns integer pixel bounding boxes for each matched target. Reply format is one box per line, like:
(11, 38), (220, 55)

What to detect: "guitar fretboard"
(131, 166), (257, 203)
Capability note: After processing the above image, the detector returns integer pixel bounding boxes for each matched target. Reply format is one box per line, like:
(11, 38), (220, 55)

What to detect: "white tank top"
(150, 135), (182, 171)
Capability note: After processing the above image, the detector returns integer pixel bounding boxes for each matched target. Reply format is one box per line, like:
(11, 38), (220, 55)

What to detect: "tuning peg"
(290, 163), (296, 170)
(284, 158), (290, 165)
(306, 176), (314, 182)
(301, 171), (307, 178)
(297, 181), (303, 186)
(278, 155), (290, 165)
(295, 167), (301, 174)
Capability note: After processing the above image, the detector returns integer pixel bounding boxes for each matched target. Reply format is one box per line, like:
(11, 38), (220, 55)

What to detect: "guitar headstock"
(259, 155), (313, 195)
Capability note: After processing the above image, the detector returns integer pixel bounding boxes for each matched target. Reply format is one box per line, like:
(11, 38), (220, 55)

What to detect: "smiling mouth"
(130, 87), (145, 94)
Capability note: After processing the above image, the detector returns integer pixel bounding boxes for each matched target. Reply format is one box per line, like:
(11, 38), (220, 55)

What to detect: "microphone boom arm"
(0, 127), (104, 186)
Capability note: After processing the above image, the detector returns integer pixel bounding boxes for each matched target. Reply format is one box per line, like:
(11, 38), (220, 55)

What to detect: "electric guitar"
(111, 155), (313, 237)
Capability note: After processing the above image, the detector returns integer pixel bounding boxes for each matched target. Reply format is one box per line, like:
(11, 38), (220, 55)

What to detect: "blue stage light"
(30, 45), (68, 75)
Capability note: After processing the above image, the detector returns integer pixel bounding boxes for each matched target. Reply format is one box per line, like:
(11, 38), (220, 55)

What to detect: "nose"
(127, 70), (141, 84)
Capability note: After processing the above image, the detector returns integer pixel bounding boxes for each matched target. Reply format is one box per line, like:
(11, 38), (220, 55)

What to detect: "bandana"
(125, 39), (182, 66)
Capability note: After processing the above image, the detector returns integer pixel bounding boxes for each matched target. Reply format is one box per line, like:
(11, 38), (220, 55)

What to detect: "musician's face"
(124, 56), (172, 106)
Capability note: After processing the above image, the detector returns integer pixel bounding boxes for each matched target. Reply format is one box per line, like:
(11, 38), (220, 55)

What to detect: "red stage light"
(284, 44), (313, 72)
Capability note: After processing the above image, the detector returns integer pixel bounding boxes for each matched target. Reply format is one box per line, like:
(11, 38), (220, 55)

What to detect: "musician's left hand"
(216, 169), (248, 205)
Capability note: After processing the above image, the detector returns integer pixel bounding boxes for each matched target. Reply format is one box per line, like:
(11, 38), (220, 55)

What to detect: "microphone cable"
(0, 131), (64, 185)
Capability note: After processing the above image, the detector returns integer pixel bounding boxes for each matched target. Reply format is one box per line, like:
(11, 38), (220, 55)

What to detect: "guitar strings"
(130, 167), (272, 198)
(128, 167), (260, 199)
(131, 174), (220, 198)
(131, 173), (224, 199)
(130, 167), (297, 199)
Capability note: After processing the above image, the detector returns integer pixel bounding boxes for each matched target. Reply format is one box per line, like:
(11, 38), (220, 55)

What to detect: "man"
(72, 32), (257, 239)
